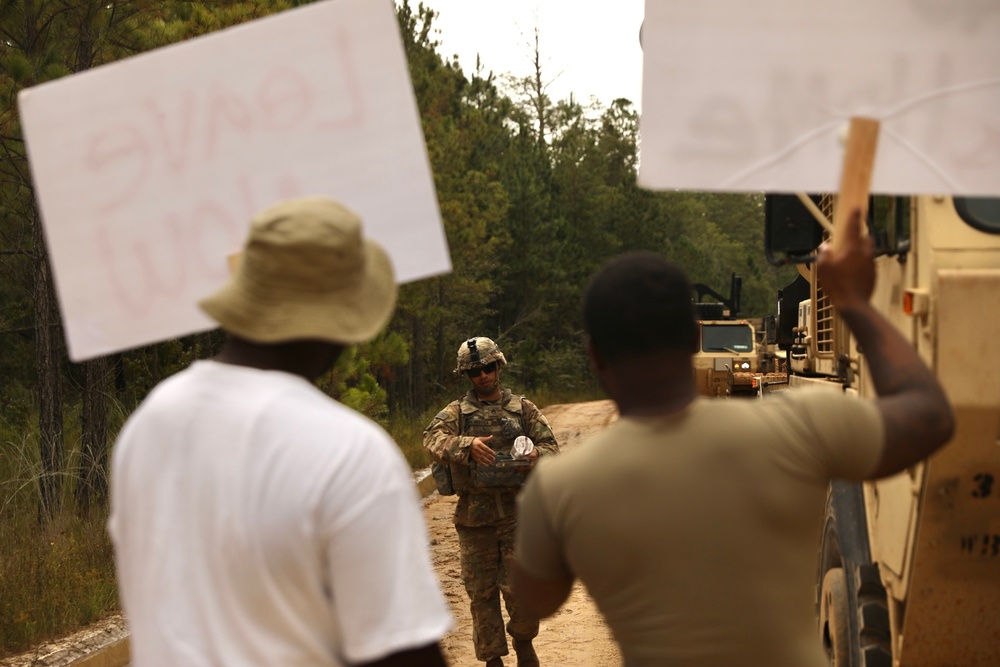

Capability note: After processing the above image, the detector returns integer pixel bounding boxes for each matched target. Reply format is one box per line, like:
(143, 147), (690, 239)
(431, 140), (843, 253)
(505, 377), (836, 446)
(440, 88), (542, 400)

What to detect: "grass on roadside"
(385, 405), (441, 471)
(0, 425), (118, 658)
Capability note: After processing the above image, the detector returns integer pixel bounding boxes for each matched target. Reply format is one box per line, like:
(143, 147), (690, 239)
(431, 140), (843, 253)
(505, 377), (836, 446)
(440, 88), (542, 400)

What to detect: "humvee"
(765, 193), (1000, 666)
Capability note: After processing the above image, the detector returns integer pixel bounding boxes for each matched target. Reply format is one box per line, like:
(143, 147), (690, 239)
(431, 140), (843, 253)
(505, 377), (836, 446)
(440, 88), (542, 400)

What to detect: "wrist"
(831, 298), (872, 318)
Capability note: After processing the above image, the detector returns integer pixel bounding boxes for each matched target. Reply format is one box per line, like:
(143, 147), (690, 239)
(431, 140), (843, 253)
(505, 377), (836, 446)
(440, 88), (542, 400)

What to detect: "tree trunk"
(32, 209), (64, 523)
(412, 312), (425, 412)
(76, 355), (110, 515)
(113, 353), (126, 400)
(436, 281), (446, 393)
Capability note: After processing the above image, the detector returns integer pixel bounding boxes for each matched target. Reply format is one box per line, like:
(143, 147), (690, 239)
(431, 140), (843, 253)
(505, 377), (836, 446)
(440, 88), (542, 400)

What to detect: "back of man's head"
(583, 251), (696, 362)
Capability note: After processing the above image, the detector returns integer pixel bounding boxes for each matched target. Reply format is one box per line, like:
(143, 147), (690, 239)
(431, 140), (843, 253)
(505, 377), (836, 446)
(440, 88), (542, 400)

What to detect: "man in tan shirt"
(512, 210), (954, 666)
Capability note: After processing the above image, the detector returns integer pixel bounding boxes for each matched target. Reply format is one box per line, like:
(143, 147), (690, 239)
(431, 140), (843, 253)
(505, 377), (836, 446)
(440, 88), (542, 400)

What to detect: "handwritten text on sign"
(639, 0), (1000, 195)
(19, 0), (450, 361)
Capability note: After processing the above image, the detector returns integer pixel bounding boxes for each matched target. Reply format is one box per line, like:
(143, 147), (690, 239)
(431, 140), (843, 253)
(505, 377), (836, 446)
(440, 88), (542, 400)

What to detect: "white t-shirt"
(516, 389), (884, 667)
(108, 361), (452, 667)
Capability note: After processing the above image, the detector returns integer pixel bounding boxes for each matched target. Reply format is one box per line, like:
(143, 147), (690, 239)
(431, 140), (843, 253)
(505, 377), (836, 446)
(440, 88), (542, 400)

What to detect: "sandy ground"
(429, 399), (623, 667)
(1, 399), (622, 667)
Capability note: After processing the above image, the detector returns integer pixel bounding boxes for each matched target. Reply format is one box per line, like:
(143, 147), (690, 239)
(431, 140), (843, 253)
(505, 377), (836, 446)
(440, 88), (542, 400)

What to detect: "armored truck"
(764, 193), (1000, 667)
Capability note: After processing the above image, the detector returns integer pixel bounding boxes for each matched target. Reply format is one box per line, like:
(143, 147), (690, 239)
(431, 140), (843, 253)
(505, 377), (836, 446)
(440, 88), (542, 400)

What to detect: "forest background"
(0, 0), (796, 656)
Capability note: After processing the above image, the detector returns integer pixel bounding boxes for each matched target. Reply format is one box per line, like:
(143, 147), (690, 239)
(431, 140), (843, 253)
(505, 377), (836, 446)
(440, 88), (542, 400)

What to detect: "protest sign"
(639, 0), (1000, 195)
(19, 0), (449, 361)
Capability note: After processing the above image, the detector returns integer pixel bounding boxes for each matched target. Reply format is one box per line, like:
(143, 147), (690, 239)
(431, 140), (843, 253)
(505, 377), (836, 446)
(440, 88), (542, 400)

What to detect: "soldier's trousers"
(457, 515), (540, 661)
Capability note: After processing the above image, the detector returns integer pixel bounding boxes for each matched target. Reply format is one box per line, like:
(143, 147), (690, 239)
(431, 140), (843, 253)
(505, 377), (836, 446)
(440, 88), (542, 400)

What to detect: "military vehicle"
(691, 274), (760, 397)
(691, 275), (785, 398)
(693, 318), (760, 397)
(764, 193), (1000, 666)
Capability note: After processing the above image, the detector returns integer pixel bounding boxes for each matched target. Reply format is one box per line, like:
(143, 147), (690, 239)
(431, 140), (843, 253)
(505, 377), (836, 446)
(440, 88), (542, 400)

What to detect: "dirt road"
(428, 399), (623, 667)
(1, 400), (622, 667)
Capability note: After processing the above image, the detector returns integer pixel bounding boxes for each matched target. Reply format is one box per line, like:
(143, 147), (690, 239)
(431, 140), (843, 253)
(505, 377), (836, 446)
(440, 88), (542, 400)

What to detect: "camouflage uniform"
(424, 386), (559, 662)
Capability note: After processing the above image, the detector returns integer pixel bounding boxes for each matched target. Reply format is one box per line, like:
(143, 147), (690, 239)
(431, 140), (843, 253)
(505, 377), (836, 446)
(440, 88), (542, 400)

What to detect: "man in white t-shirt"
(512, 210), (955, 666)
(108, 197), (453, 667)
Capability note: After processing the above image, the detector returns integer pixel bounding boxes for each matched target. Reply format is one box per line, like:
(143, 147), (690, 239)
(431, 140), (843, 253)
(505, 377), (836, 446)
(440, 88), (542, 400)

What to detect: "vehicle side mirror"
(764, 194), (824, 265)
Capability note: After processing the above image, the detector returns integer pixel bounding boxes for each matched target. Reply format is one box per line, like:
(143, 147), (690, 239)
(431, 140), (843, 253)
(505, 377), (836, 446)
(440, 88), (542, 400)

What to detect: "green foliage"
(318, 331), (410, 422)
(2, 52), (33, 84)
(504, 335), (594, 400)
(340, 376), (388, 422)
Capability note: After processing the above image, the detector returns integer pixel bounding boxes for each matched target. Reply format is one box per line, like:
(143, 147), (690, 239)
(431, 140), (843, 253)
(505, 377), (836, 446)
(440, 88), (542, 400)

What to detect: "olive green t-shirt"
(515, 389), (884, 667)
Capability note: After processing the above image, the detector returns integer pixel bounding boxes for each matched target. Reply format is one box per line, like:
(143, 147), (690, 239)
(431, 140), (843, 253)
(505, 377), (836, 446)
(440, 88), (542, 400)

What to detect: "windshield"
(701, 324), (754, 353)
(954, 197), (1000, 234)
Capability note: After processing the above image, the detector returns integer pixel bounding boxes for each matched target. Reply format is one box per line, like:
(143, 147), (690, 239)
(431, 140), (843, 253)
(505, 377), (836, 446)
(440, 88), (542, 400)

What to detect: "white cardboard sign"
(18, 0), (450, 361)
(639, 0), (1000, 195)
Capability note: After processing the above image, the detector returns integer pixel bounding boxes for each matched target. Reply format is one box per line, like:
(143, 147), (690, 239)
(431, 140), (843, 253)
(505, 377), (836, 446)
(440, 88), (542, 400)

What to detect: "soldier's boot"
(514, 640), (539, 667)
(485, 659), (504, 667)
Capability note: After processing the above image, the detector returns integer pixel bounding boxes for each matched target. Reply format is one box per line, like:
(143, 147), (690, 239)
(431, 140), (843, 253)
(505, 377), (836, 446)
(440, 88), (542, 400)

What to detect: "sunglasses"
(466, 362), (498, 378)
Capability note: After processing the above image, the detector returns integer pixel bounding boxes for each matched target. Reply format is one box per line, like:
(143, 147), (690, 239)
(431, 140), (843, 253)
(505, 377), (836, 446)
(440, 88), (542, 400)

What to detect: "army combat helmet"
(455, 336), (507, 374)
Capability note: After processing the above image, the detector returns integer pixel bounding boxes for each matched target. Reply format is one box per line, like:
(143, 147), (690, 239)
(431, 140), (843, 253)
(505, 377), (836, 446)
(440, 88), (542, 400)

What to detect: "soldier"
(424, 337), (560, 667)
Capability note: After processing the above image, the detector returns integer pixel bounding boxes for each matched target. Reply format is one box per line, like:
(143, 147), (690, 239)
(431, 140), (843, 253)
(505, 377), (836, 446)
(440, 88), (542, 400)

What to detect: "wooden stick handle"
(226, 251), (242, 275)
(831, 117), (880, 251)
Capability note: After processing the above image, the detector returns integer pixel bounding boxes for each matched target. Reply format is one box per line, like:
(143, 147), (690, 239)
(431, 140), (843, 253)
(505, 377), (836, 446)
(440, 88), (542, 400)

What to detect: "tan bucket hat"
(199, 196), (397, 345)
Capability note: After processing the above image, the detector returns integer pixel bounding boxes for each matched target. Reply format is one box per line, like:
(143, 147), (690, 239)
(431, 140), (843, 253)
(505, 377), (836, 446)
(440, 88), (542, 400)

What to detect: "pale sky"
(415, 0), (645, 111)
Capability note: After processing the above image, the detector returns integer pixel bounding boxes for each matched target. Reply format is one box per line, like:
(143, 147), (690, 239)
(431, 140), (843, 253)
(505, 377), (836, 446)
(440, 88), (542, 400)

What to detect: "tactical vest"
(451, 393), (530, 492)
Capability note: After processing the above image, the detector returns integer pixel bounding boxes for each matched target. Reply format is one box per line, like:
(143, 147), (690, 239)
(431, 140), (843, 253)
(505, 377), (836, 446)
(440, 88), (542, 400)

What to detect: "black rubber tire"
(817, 482), (893, 667)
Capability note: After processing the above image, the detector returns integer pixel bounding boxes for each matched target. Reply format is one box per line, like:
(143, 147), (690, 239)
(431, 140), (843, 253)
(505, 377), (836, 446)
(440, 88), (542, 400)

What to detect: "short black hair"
(583, 251), (697, 361)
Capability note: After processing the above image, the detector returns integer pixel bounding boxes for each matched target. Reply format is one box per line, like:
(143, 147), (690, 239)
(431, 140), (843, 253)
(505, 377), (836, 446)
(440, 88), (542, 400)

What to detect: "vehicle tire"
(817, 482), (893, 667)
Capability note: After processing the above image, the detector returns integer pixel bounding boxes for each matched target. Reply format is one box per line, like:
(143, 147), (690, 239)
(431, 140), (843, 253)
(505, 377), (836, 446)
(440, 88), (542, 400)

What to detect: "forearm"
(839, 302), (938, 397)
(423, 429), (472, 465)
(532, 436), (559, 457)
